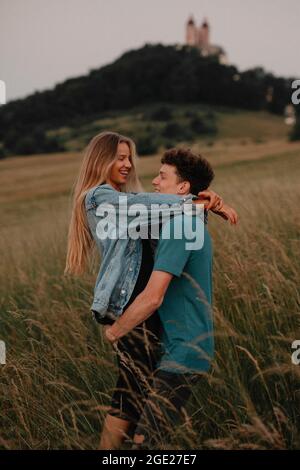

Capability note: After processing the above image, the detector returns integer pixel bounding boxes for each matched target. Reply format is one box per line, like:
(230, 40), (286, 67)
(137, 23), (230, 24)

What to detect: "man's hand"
(197, 189), (223, 211)
(103, 325), (117, 344)
(107, 271), (173, 341)
(213, 203), (238, 225)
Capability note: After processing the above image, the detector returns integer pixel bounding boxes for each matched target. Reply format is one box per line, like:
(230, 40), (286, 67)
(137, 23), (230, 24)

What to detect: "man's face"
(152, 164), (190, 195)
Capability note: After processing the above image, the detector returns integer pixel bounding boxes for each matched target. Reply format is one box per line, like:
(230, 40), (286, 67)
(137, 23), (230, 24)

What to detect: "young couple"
(65, 131), (238, 450)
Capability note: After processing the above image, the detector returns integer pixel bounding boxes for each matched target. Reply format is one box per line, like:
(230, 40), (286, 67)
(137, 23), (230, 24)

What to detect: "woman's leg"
(99, 414), (131, 450)
(133, 370), (200, 449)
(99, 313), (162, 449)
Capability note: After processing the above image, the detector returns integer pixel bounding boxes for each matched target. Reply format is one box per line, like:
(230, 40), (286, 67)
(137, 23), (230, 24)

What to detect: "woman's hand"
(192, 189), (238, 225)
(196, 189), (238, 225)
(214, 204), (238, 225)
(197, 189), (223, 211)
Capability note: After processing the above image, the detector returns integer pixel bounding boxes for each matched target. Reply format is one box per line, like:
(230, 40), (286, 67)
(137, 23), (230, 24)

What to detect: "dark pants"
(94, 310), (199, 445)
(133, 369), (200, 449)
(107, 313), (162, 426)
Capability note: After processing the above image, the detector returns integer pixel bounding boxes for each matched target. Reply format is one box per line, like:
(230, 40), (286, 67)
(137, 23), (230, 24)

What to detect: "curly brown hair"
(161, 148), (214, 195)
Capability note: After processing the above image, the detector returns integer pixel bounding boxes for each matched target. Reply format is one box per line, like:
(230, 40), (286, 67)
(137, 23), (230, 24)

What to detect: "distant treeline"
(291, 105), (300, 141)
(0, 44), (296, 157)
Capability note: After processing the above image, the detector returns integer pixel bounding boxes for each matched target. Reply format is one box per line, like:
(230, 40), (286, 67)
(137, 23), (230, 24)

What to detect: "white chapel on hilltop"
(185, 16), (228, 64)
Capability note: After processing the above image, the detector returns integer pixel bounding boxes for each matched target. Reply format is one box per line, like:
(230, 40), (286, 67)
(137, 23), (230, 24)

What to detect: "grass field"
(0, 127), (300, 448)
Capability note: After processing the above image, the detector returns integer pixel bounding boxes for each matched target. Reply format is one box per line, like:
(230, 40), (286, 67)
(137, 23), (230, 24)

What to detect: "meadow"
(0, 110), (300, 449)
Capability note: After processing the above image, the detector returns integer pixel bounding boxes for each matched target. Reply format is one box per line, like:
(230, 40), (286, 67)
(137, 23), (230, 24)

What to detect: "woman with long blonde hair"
(65, 131), (232, 449)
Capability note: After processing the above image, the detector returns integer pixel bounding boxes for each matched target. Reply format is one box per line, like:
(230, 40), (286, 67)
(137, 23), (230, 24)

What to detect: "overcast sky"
(1, 0), (299, 103)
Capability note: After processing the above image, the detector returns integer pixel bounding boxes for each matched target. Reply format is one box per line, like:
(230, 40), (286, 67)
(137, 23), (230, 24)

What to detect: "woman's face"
(107, 142), (132, 190)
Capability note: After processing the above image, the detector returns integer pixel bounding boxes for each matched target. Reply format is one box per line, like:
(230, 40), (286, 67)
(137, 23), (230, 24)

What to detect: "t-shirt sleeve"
(153, 216), (192, 277)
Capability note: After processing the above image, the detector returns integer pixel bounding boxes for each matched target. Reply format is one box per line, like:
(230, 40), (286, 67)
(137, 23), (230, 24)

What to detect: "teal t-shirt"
(153, 214), (213, 374)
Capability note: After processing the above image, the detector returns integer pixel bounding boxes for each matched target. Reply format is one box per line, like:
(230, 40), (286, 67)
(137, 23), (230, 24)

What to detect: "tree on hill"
(0, 44), (294, 156)
(290, 108), (300, 141)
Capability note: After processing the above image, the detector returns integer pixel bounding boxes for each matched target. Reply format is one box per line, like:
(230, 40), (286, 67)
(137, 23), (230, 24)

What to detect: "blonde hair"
(65, 131), (142, 275)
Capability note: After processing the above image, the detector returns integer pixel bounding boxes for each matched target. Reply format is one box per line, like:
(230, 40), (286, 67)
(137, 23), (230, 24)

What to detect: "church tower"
(198, 18), (210, 51)
(186, 16), (197, 46)
(184, 15), (227, 64)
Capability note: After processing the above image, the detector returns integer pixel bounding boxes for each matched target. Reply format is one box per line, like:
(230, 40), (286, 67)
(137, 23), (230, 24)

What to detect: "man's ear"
(178, 181), (190, 194)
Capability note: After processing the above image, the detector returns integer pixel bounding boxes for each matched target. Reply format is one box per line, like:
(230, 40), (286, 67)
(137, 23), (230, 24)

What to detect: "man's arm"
(106, 214), (195, 343)
(105, 270), (173, 342)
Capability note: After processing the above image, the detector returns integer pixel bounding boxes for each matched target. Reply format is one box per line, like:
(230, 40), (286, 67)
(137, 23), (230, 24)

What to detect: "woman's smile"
(107, 142), (132, 188)
(119, 168), (130, 177)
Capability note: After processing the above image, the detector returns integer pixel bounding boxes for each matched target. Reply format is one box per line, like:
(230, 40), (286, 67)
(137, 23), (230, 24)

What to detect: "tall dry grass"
(0, 142), (299, 449)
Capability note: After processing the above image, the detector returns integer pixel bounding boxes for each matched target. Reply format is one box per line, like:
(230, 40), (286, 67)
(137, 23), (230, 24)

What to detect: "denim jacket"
(84, 184), (194, 320)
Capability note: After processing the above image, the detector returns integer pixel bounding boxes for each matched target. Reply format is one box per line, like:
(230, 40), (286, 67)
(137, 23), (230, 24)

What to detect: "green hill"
(45, 104), (289, 154)
(0, 44), (294, 158)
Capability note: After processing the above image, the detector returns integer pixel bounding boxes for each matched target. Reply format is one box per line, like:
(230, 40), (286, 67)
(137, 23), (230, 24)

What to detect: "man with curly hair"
(105, 148), (237, 448)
